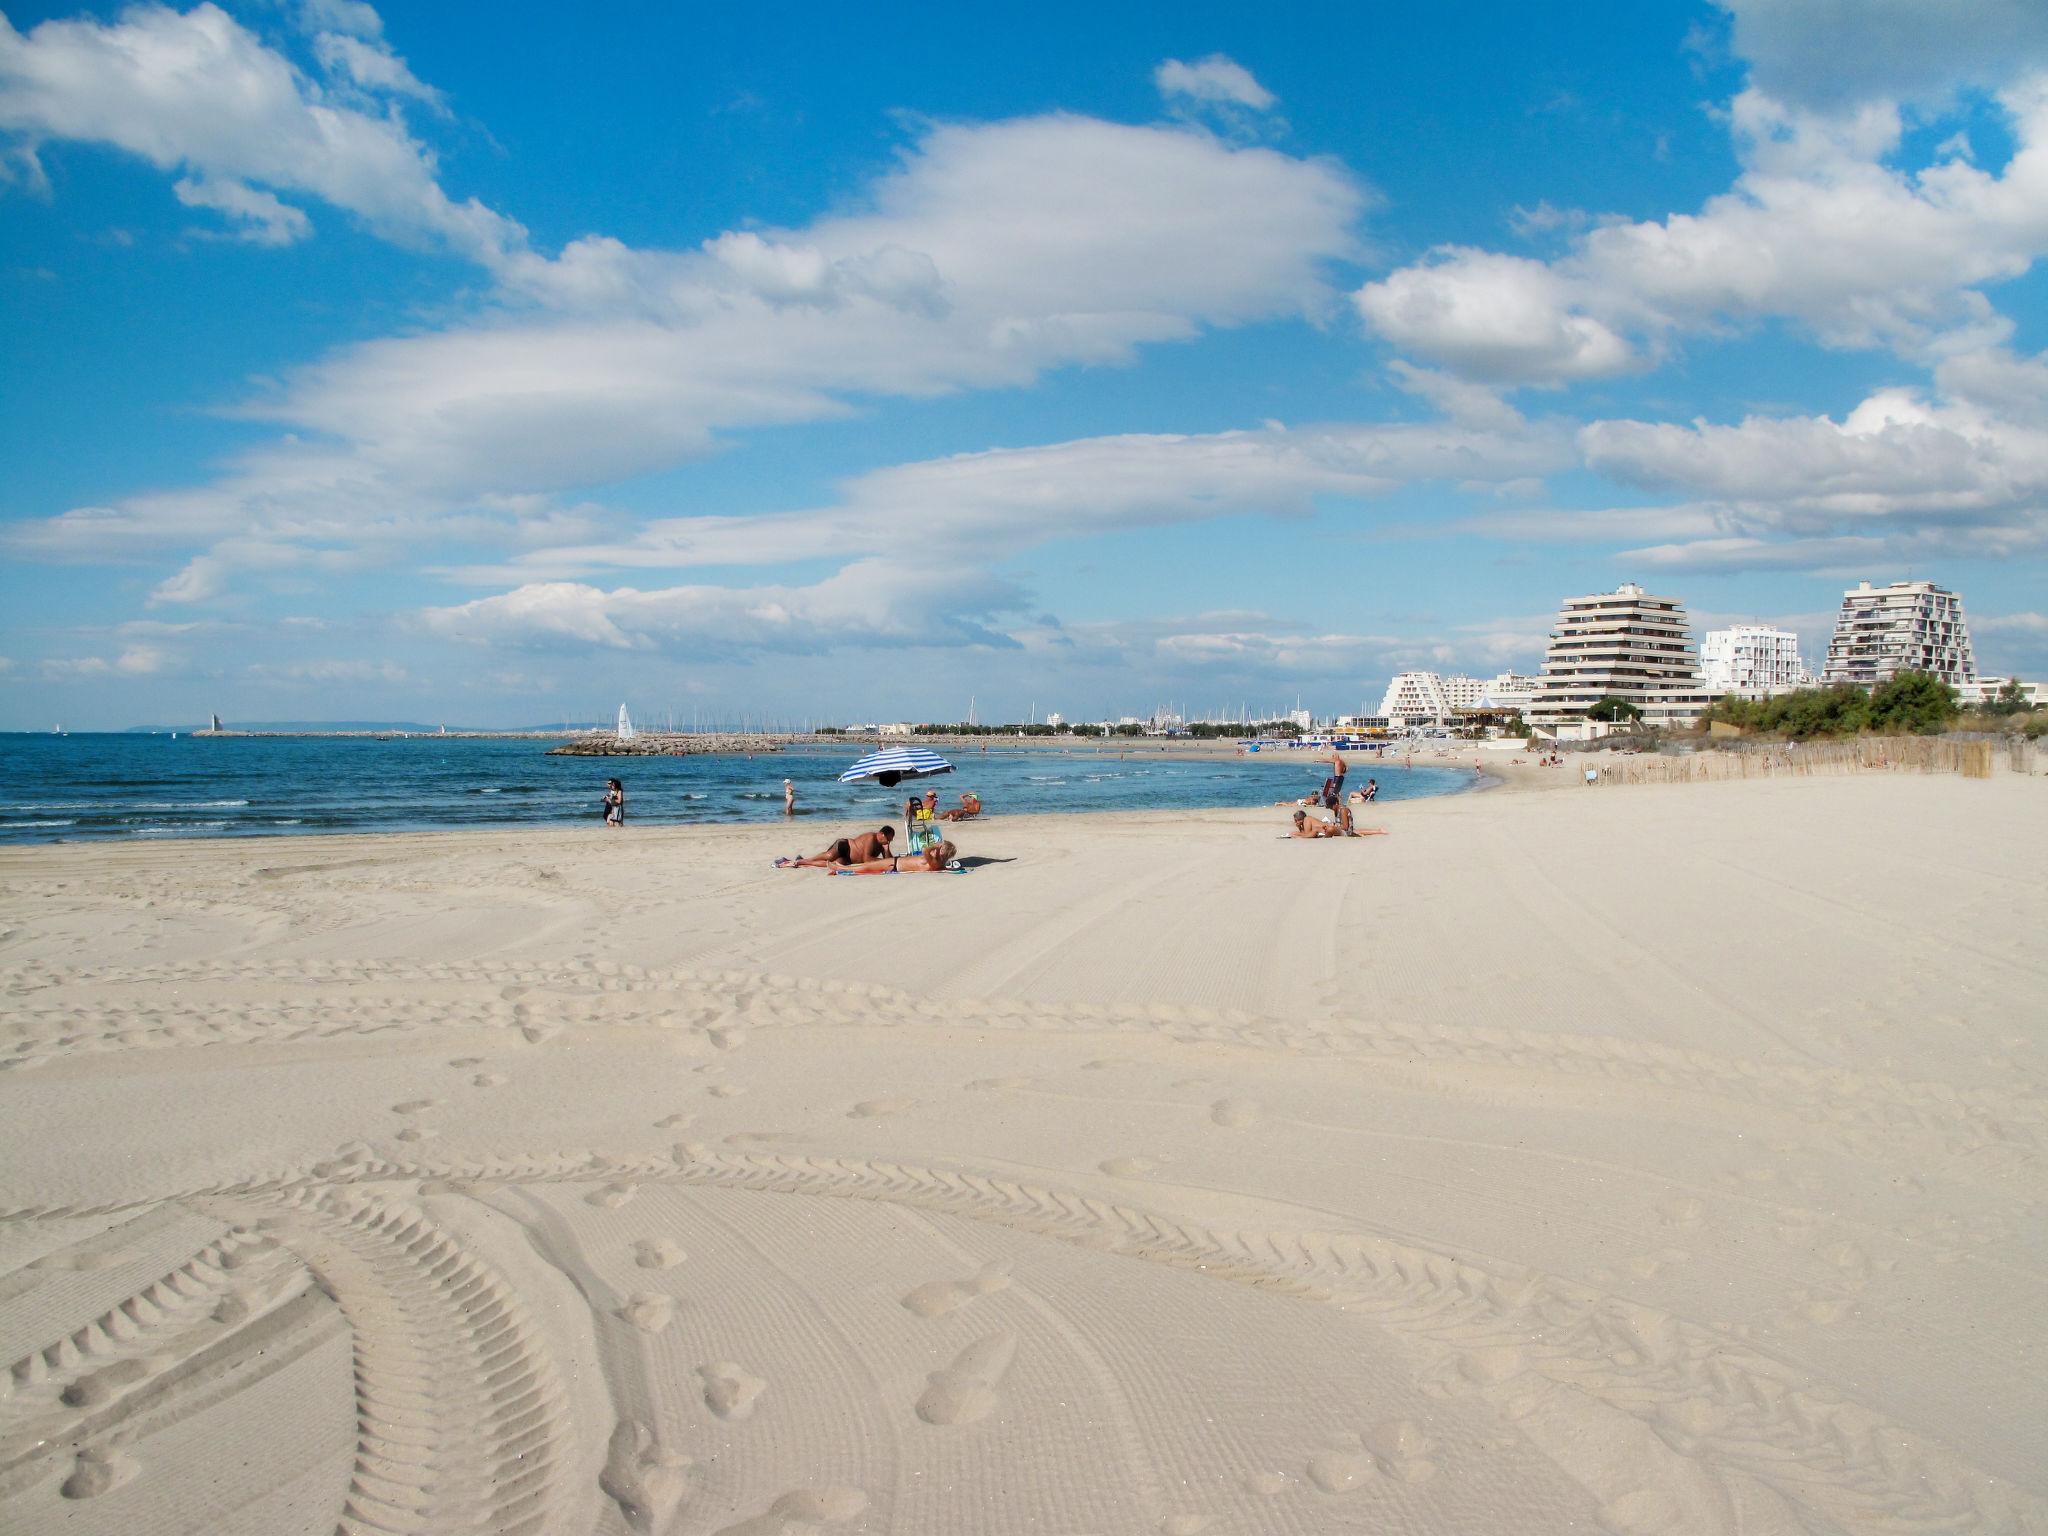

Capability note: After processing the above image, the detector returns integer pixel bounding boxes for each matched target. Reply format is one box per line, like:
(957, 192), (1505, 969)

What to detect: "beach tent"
(839, 747), (955, 788)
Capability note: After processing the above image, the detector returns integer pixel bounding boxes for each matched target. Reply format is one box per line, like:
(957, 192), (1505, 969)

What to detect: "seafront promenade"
(1, 772), (2042, 1535)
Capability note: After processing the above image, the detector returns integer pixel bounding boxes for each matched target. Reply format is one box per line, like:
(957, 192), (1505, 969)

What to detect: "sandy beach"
(2, 773), (2043, 1536)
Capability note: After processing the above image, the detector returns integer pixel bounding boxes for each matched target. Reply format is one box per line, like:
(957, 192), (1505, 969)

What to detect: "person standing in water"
(783, 778), (796, 816)
(602, 778), (625, 828)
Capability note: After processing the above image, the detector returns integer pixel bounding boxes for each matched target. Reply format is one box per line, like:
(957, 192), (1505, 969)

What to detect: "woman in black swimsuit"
(602, 778), (625, 827)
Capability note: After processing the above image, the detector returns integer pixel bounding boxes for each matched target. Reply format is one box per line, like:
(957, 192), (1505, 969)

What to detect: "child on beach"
(602, 778), (624, 827)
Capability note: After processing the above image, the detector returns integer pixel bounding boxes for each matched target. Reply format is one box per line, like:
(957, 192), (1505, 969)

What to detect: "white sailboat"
(616, 704), (638, 741)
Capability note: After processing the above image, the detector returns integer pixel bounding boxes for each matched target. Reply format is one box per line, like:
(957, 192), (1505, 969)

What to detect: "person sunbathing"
(1291, 810), (1388, 839)
(938, 791), (982, 821)
(777, 825), (895, 868)
(829, 839), (960, 874)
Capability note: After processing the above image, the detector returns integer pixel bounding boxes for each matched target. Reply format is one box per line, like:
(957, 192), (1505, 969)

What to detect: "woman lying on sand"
(1291, 810), (1387, 839)
(827, 840), (961, 874)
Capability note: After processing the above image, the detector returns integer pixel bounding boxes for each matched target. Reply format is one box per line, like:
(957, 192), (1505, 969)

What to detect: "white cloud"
(444, 411), (1571, 585)
(1154, 55), (1276, 112)
(421, 559), (1028, 657)
(1357, 250), (1634, 384)
(1716, 0), (2048, 108)
(173, 174), (311, 245)
(10, 110), (1367, 597)
(1356, 76), (2048, 383)
(0, 3), (522, 262)
(311, 31), (446, 114)
(1976, 611), (2048, 634)
(41, 643), (169, 678)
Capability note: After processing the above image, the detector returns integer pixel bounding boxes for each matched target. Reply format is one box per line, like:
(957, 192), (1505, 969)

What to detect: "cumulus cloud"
(42, 644), (170, 678)
(0, 3), (521, 262)
(1356, 76), (2048, 383)
(1154, 55), (1276, 112)
(10, 109), (1367, 599)
(310, 30), (445, 113)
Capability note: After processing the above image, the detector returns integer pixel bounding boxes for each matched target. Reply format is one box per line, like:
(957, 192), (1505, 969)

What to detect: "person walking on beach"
(1318, 749), (1348, 812)
(783, 778), (796, 816)
(602, 778), (625, 828)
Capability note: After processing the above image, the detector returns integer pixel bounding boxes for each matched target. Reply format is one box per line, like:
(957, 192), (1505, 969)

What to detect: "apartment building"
(1700, 626), (1808, 699)
(1528, 583), (1713, 732)
(1820, 580), (1977, 687)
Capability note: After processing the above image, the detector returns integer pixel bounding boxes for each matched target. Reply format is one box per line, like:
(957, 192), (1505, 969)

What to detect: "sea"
(0, 734), (1472, 844)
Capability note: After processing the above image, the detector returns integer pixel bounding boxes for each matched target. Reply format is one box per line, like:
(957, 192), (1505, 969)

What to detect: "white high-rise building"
(1378, 672), (1452, 727)
(1378, 671), (1526, 727)
(1528, 583), (1712, 731)
(1478, 672), (1538, 712)
(1821, 581), (1977, 687)
(1700, 626), (1807, 699)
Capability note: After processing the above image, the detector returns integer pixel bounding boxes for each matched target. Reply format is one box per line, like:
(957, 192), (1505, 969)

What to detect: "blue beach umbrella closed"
(838, 747), (955, 788)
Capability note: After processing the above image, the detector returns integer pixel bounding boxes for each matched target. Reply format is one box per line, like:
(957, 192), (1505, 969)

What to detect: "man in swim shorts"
(1319, 749), (1347, 810)
(779, 825), (895, 868)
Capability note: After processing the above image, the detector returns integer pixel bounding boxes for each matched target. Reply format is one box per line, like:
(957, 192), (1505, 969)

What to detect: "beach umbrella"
(839, 746), (955, 788)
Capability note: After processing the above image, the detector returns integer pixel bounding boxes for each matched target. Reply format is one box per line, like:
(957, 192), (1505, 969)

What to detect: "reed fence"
(1581, 735), (2034, 788)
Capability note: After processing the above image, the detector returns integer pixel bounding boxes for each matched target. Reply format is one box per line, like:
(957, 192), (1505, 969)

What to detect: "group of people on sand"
(775, 783), (983, 875)
(1276, 751), (1389, 840)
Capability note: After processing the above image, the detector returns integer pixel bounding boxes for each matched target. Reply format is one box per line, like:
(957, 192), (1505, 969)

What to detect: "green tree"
(1586, 696), (1643, 723)
(1865, 671), (1958, 735)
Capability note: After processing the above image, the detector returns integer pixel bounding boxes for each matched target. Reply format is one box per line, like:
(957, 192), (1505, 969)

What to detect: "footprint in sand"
(633, 1238), (685, 1269)
(699, 1361), (767, 1420)
(707, 1028), (746, 1051)
(600, 1420), (690, 1534)
(654, 1113), (694, 1129)
(393, 1126), (437, 1143)
(61, 1359), (149, 1408)
(714, 1488), (866, 1536)
(901, 1261), (1011, 1318)
(1098, 1155), (1158, 1178)
(61, 1448), (138, 1500)
(619, 1294), (675, 1333)
(392, 1098), (440, 1115)
(916, 1332), (1016, 1425)
(588, 1181), (637, 1209)
(1363, 1420), (1437, 1482)
(706, 1083), (744, 1098)
(1658, 1196), (1705, 1229)
(848, 1096), (916, 1118)
(1209, 1099), (1260, 1128)
(472, 1072), (507, 1088)
(448, 1056), (485, 1068)
(1306, 1449), (1374, 1494)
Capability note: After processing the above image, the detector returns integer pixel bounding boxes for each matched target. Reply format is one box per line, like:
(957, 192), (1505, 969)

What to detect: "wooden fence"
(1581, 735), (2033, 788)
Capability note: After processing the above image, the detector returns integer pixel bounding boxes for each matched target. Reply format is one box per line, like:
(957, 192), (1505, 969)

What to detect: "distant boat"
(616, 704), (637, 741)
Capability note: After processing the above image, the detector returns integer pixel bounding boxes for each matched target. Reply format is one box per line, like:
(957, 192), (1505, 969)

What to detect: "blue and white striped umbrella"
(838, 747), (955, 786)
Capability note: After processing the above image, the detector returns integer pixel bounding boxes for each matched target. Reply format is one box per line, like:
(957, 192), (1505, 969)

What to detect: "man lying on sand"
(776, 825), (895, 868)
(937, 791), (982, 821)
(825, 839), (961, 874)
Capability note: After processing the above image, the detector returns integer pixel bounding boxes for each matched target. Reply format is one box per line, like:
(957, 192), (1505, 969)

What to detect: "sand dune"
(2, 774), (2044, 1534)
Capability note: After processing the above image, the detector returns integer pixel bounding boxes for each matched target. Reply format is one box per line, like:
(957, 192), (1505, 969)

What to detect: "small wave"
(475, 787), (502, 794)
(2, 819), (74, 828)
(273, 818), (304, 825)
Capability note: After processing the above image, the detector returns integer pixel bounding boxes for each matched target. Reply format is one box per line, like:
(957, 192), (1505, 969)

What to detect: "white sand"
(1, 774), (2043, 1535)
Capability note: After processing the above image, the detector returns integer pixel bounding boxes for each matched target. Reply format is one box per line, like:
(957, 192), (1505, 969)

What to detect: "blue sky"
(4, 0), (2047, 728)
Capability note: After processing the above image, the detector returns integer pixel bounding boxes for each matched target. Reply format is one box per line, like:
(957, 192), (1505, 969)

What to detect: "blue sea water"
(0, 735), (1471, 844)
